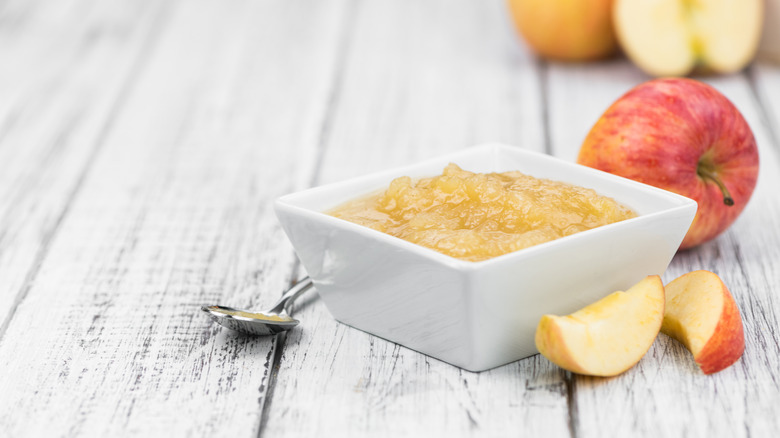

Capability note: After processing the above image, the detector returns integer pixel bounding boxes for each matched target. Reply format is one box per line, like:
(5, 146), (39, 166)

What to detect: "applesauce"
(329, 164), (637, 262)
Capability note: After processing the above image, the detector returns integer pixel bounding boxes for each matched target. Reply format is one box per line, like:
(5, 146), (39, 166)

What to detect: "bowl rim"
(275, 143), (697, 270)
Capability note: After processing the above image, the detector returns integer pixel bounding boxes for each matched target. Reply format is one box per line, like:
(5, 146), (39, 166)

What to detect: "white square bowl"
(274, 144), (696, 371)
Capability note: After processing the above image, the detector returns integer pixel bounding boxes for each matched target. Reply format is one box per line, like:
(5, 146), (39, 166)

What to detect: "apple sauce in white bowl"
(274, 144), (696, 371)
(328, 163), (638, 262)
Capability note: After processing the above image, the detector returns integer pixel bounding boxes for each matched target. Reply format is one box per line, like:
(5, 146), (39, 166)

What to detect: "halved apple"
(613, 0), (763, 76)
(535, 276), (664, 377)
(662, 270), (745, 374)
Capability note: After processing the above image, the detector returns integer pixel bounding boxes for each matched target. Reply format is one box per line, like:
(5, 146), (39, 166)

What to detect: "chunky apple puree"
(329, 164), (636, 262)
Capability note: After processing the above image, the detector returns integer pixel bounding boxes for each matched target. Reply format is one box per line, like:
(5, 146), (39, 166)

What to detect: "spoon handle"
(269, 277), (314, 315)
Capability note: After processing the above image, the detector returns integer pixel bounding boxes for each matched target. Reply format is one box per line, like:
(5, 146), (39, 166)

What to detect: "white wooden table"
(1, 1), (779, 436)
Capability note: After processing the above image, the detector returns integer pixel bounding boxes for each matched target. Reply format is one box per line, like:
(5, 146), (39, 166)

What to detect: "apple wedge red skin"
(578, 78), (759, 249)
(696, 294), (745, 374)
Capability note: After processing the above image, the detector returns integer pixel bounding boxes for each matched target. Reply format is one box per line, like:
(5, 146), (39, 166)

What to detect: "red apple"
(577, 78), (759, 249)
(506, 0), (617, 62)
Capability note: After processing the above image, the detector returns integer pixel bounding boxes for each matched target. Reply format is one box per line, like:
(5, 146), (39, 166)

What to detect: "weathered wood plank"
(0, 0), (349, 436)
(749, 62), (780, 153)
(262, 1), (573, 436)
(0, 0), (165, 335)
(3, 1), (778, 437)
(545, 60), (780, 437)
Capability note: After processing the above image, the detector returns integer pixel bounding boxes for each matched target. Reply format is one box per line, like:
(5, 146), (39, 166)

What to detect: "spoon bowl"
(202, 277), (313, 336)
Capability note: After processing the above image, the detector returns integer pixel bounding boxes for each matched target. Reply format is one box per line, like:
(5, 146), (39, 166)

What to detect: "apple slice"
(614, 0), (763, 76)
(535, 276), (664, 377)
(662, 270), (745, 374)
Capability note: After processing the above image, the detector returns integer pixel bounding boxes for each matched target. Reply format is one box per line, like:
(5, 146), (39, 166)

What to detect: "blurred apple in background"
(613, 0), (763, 76)
(578, 78), (759, 249)
(506, 0), (617, 61)
(759, 0), (780, 62)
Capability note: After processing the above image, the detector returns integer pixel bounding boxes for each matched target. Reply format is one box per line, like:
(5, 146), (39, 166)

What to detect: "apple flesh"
(577, 78), (759, 249)
(662, 270), (745, 374)
(613, 0), (763, 76)
(535, 276), (664, 377)
(506, 0), (617, 61)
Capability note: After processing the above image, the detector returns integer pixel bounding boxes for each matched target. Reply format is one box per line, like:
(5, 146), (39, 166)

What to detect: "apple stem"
(697, 167), (734, 206)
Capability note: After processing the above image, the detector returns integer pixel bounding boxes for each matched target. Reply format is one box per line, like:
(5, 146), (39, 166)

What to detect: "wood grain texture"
(0, 0), (165, 337)
(262, 1), (573, 437)
(0, 0), (349, 435)
(545, 60), (780, 437)
(749, 62), (780, 155)
(1, 0), (779, 437)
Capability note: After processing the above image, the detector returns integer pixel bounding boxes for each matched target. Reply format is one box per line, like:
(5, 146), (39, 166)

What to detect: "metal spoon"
(201, 277), (313, 336)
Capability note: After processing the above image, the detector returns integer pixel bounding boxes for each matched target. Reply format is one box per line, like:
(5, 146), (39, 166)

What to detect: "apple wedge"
(662, 270), (745, 374)
(535, 276), (664, 377)
(613, 0), (763, 76)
